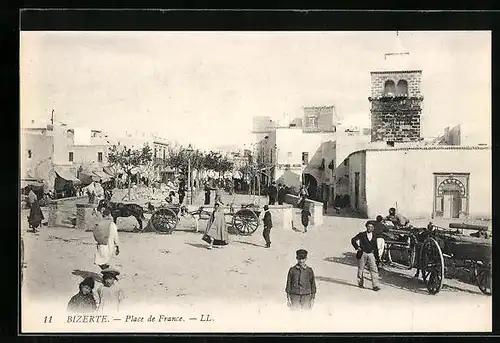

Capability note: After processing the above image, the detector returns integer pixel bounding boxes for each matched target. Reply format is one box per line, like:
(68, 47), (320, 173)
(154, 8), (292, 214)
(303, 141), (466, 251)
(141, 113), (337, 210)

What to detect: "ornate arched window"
(383, 80), (396, 95)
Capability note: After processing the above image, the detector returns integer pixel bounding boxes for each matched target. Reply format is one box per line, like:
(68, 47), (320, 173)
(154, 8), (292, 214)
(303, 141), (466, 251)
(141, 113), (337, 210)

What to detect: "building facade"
(21, 121), (113, 192)
(344, 146), (491, 220)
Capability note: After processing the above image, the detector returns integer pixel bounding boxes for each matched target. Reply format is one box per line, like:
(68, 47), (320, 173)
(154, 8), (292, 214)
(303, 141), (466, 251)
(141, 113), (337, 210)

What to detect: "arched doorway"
(303, 173), (318, 200)
(434, 175), (468, 219)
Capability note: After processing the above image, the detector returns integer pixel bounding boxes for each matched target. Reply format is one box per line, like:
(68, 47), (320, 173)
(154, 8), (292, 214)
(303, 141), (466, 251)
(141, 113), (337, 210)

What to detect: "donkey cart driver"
(386, 207), (410, 228)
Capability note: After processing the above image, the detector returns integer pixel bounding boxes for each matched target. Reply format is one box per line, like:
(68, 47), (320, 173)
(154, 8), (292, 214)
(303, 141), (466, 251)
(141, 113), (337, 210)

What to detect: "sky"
(20, 31), (491, 149)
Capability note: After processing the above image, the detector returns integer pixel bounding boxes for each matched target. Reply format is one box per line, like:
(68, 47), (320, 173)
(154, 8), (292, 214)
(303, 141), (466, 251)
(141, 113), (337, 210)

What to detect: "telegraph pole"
(51, 109), (54, 125)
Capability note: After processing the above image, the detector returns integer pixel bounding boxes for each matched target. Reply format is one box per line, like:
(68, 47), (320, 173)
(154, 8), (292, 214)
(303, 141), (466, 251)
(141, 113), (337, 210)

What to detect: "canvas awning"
(103, 166), (116, 176)
(20, 179), (45, 189)
(93, 170), (112, 182)
(54, 166), (82, 184)
(79, 172), (99, 185)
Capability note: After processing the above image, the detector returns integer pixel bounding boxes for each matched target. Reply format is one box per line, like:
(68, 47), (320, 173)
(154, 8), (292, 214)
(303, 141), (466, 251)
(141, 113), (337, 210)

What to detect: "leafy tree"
(107, 144), (153, 200)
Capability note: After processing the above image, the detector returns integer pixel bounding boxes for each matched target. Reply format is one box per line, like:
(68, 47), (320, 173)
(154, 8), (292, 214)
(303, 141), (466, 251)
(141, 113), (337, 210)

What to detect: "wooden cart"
(380, 222), (491, 295)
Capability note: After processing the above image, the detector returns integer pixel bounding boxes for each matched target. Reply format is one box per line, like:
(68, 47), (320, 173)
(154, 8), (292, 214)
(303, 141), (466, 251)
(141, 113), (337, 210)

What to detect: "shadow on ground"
(325, 252), (429, 294)
(186, 242), (209, 249)
(325, 252), (485, 295)
(72, 269), (102, 283)
(234, 240), (263, 248)
(315, 276), (359, 289)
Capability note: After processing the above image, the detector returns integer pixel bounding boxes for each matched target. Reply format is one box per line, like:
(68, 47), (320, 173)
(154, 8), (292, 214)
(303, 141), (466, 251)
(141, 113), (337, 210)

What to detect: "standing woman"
(204, 183), (211, 205)
(27, 186), (44, 233)
(202, 202), (228, 249)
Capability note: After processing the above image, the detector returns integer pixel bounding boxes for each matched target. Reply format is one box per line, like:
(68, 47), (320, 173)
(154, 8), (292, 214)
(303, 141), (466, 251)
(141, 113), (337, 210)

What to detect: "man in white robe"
(93, 208), (120, 270)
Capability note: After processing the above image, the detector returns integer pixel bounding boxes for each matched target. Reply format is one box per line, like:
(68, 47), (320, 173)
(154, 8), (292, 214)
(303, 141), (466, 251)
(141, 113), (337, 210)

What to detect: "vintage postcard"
(20, 29), (492, 333)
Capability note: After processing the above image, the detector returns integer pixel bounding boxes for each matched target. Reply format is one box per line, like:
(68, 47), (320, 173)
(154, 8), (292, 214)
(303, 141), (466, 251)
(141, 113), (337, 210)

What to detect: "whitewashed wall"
(364, 147), (491, 219)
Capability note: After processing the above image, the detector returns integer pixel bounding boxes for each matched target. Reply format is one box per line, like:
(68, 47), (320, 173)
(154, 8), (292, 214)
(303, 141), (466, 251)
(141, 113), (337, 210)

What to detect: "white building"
(344, 145), (491, 220)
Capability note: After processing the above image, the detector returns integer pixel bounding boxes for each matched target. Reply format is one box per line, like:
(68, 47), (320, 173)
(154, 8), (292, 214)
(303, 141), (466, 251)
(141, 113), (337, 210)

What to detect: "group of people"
(67, 206), (125, 313)
(265, 182), (288, 205)
(350, 207), (410, 291)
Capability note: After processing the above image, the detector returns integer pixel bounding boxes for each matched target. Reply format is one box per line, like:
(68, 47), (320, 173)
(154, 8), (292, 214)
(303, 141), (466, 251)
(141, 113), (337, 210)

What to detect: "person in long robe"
(214, 187), (224, 205)
(202, 202), (228, 249)
(27, 187), (44, 232)
(93, 208), (120, 270)
(204, 183), (211, 205)
(67, 277), (97, 313)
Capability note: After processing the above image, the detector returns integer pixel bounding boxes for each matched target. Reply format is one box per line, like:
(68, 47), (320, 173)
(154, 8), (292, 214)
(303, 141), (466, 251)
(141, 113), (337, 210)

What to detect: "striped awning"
(93, 170), (112, 182)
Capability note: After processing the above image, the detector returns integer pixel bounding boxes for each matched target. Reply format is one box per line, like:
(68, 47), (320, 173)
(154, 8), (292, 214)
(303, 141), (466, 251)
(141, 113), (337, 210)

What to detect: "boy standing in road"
(351, 222), (381, 291)
(285, 249), (316, 310)
(262, 205), (273, 248)
(301, 205), (311, 233)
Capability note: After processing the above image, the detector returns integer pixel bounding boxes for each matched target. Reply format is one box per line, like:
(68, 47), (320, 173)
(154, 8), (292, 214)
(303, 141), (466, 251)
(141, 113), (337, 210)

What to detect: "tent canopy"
(79, 172), (99, 185)
(54, 166), (82, 184)
(93, 170), (112, 182)
(20, 179), (45, 189)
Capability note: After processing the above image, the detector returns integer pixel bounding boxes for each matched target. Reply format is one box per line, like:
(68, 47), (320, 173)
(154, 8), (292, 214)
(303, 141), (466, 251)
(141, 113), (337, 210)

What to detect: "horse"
(97, 199), (146, 232)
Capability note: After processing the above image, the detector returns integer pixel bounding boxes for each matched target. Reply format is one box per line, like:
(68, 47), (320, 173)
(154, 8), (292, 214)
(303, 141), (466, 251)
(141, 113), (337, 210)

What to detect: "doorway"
(443, 190), (461, 219)
(354, 172), (360, 210)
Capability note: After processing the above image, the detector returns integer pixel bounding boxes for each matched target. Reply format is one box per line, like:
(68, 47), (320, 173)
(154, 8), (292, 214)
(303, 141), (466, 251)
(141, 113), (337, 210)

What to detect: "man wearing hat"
(96, 267), (125, 313)
(285, 249), (317, 310)
(261, 205), (273, 248)
(351, 221), (381, 291)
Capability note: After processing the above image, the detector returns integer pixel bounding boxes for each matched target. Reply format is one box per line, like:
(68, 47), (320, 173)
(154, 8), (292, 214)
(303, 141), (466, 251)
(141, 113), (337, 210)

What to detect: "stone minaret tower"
(369, 33), (423, 143)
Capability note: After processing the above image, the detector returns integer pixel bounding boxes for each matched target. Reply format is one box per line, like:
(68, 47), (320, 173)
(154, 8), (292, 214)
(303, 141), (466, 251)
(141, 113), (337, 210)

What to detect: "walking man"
(351, 221), (381, 291)
(285, 249), (316, 310)
(93, 208), (121, 270)
(262, 205), (272, 248)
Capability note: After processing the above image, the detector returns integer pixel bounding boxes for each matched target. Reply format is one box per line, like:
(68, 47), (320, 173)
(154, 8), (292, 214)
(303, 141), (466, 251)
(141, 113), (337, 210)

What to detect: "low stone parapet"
(47, 196), (87, 228)
(283, 194), (324, 227)
(76, 203), (99, 231)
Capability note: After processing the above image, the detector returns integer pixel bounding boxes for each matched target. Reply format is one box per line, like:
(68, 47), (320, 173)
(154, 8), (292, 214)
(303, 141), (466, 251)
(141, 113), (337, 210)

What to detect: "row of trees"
(106, 143), (235, 200)
(163, 144), (234, 175)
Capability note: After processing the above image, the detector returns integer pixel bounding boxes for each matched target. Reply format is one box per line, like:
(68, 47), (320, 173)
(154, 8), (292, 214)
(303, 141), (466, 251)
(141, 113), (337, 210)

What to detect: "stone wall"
(48, 196), (87, 227)
(370, 70), (422, 98)
(369, 70), (423, 143)
(283, 194), (324, 227)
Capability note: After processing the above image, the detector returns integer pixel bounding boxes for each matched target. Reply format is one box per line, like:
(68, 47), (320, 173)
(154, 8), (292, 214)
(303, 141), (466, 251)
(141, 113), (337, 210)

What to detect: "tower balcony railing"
(369, 94), (424, 102)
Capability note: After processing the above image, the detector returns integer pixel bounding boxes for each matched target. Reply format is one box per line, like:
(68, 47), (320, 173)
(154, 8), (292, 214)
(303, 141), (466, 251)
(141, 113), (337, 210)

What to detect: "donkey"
(97, 199), (146, 232)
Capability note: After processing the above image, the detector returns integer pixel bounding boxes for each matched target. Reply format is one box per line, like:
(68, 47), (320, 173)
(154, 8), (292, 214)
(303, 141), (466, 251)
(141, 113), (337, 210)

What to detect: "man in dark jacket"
(351, 221), (381, 291)
(262, 205), (272, 248)
(285, 249), (316, 310)
(277, 183), (286, 205)
(267, 182), (278, 205)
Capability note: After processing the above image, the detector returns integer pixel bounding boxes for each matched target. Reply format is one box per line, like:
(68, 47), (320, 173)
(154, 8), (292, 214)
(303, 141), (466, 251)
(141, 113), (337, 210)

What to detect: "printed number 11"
(44, 316), (52, 323)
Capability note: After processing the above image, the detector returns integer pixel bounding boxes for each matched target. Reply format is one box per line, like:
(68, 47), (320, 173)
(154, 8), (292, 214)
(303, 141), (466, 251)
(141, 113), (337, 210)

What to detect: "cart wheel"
(151, 208), (178, 234)
(232, 209), (259, 236)
(420, 237), (445, 295)
(474, 263), (492, 295)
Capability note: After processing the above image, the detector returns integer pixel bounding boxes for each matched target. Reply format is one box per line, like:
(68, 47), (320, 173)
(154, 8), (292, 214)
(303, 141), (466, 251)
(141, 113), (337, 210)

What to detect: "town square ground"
(20, 193), (491, 333)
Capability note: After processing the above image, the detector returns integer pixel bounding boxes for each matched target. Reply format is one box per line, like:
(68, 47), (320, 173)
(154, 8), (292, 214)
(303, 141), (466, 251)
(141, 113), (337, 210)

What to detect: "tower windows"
(397, 79), (408, 96)
(383, 80), (396, 95)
